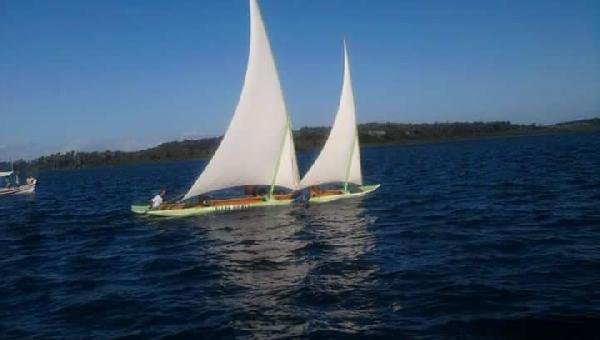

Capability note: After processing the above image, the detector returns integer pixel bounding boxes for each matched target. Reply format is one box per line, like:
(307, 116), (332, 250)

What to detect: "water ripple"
(1, 133), (600, 337)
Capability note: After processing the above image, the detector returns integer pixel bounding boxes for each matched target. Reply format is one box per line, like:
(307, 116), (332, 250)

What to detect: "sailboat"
(299, 43), (380, 203)
(131, 0), (299, 217)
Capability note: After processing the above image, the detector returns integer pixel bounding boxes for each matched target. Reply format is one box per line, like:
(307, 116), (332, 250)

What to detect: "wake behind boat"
(299, 43), (380, 203)
(132, 0), (300, 217)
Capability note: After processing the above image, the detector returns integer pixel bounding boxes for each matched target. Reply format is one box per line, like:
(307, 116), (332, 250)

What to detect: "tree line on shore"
(3, 119), (598, 172)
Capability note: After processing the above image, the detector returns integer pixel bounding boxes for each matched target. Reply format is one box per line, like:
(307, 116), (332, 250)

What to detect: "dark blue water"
(1, 133), (600, 338)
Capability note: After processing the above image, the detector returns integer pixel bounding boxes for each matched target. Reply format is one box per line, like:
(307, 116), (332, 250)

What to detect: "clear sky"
(1, 0), (599, 159)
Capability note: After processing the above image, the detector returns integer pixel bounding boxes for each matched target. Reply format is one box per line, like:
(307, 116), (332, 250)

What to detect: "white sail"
(183, 0), (299, 201)
(300, 43), (363, 189)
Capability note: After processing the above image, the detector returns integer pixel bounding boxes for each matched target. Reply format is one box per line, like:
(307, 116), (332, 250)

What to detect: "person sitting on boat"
(26, 177), (36, 186)
(150, 190), (166, 209)
(309, 186), (323, 198)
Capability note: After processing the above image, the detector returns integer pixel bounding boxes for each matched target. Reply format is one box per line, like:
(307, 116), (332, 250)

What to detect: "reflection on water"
(296, 200), (381, 335)
(194, 199), (379, 336)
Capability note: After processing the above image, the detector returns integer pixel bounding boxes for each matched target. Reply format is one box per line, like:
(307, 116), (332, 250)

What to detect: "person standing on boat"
(150, 190), (166, 209)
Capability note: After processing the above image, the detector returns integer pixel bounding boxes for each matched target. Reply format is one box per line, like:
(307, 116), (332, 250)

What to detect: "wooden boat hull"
(131, 185), (379, 216)
(131, 197), (294, 217)
(0, 184), (36, 196)
(309, 184), (380, 203)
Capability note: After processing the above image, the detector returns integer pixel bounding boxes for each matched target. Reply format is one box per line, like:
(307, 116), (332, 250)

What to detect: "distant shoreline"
(3, 118), (599, 172)
(362, 127), (598, 148)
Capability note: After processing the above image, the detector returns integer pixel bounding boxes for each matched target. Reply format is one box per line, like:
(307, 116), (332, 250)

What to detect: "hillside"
(4, 119), (599, 172)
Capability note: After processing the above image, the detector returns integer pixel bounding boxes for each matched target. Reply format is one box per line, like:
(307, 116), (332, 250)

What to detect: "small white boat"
(0, 171), (37, 196)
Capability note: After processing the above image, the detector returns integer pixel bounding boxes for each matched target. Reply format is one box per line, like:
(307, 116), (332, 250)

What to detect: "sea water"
(1, 133), (599, 337)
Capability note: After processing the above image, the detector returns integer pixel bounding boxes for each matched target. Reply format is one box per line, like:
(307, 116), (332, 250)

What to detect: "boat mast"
(343, 129), (359, 193)
(269, 116), (292, 199)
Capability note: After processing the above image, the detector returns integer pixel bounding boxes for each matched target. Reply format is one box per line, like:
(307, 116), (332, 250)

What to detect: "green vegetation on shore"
(4, 119), (599, 172)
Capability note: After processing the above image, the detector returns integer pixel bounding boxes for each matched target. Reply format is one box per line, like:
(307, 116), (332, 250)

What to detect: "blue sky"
(1, 0), (598, 159)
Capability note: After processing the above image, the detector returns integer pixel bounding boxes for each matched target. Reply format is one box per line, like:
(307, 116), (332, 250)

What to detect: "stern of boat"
(131, 205), (151, 214)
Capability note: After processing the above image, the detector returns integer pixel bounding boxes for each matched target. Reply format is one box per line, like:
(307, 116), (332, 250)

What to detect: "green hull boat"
(309, 184), (380, 203)
(131, 197), (294, 217)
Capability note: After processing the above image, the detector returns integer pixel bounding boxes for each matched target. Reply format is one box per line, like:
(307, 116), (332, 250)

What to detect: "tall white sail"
(300, 43), (363, 189)
(183, 0), (299, 201)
